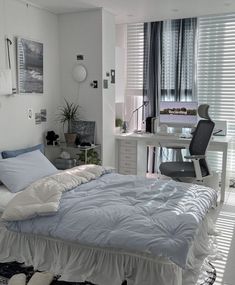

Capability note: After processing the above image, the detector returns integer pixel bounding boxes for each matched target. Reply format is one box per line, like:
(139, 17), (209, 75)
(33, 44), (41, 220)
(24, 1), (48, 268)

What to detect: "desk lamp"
(129, 101), (149, 133)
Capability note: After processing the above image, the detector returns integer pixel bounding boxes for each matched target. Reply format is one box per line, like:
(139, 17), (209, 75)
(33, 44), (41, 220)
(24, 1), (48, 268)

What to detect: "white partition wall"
(59, 9), (116, 167)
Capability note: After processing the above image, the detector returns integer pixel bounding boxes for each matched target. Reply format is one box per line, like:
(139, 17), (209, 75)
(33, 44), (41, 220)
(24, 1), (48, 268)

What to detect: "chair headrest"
(198, 104), (211, 120)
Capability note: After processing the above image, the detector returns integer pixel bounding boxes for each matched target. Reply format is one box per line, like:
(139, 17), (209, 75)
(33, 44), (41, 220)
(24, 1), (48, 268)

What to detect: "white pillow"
(0, 185), (16, 212)
(0, 150), (58, 193)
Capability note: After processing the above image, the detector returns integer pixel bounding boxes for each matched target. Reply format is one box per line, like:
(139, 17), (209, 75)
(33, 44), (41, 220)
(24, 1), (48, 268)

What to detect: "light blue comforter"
(6, 173), (217, 268)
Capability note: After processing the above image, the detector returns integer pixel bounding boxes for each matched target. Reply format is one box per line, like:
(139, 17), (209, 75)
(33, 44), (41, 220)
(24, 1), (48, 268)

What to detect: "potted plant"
(115, 118), (123, 133)
(58, 99), (80, 145)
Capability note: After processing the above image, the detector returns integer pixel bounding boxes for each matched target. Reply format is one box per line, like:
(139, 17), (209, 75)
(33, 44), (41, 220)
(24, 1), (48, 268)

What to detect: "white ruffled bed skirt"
(0, 217), (213, 285)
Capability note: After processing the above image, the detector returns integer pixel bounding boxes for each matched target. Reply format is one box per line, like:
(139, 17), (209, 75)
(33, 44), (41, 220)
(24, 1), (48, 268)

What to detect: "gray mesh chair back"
(189, 119), (215, 175)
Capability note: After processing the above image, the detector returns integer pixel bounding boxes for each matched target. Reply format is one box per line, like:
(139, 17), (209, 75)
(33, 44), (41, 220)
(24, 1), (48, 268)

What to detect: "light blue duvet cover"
(6, 173), (217, 268)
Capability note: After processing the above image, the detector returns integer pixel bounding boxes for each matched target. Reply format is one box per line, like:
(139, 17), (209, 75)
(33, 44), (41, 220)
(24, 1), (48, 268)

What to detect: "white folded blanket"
(2, 165), (106, 222)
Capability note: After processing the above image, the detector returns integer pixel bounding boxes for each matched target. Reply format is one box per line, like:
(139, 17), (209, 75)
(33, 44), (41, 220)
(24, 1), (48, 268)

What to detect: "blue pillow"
(0, 150), (58, 193)
(1, 144), (44, 159)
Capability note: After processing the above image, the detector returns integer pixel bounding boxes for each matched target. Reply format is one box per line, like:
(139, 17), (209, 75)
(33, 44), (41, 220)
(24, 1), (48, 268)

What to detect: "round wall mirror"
(72, 64), (87, 82)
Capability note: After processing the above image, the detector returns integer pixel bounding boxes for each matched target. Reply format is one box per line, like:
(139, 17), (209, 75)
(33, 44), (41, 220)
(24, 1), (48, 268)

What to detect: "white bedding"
(0, 165), (217, 284)
(0, 185), (16, 212)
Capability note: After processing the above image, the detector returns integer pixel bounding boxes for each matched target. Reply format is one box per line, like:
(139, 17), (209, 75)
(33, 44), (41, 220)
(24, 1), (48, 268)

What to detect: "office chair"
(159, 104), (215, 182)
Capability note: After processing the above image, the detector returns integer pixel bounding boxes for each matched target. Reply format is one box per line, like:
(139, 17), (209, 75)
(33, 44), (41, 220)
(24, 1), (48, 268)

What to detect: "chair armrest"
(184, 155), (206, 160)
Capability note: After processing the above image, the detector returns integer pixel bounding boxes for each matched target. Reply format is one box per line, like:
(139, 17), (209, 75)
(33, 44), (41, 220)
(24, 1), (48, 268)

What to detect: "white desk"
(115, 132), (231, 202)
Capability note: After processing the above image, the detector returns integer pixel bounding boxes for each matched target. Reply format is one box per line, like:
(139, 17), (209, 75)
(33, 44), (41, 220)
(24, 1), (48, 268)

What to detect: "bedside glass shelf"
(45, 143), (101, 166)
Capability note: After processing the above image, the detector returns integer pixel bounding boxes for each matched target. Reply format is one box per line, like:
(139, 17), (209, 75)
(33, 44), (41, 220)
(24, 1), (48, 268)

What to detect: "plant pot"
(64, 133), (77, 145)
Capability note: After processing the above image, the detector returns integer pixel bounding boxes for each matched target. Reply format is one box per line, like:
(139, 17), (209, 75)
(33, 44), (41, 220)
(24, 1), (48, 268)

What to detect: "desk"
(115, 133), (231, 202)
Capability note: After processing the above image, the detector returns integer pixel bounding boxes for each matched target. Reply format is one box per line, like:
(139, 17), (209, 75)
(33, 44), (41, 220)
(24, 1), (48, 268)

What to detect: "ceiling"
(27, 0), (235, 23)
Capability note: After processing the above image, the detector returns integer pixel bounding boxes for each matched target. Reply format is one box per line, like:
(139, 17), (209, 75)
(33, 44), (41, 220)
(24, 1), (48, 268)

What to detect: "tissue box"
(54, 158), (77, 170)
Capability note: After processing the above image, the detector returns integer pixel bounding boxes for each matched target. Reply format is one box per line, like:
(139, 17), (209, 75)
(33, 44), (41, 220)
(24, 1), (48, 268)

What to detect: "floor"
(210, 188), (235, 285)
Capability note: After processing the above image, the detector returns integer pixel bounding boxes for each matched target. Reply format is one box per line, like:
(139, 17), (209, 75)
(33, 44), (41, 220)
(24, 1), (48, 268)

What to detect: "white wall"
(59, 9), (116, 166)
(58, 9), (103, 144)
(0, 0), (60, 150)
(102, 10), (115, 166)
(0, 2), (116, 166)
(115, 24), (127, 120)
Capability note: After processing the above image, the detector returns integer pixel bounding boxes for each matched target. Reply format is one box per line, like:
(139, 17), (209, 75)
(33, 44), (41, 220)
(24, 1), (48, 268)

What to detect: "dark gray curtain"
(143, 22), (163, 118)
(143, 18), (197, 114)
(161, 18), (197, 102)
(143, 18), (197, 173)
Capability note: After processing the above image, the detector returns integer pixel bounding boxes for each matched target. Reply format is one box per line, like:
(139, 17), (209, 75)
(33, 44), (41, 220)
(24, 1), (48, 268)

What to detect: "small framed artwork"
(35, 113), (41, 125)
(40, 109), (47, 122)
(17, 37), (43, 94)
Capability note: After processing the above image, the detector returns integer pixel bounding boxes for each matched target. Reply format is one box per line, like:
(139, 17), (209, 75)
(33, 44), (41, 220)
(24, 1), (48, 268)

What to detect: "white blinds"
(126, 23), (144, 96)
(197, 14), (235, 177)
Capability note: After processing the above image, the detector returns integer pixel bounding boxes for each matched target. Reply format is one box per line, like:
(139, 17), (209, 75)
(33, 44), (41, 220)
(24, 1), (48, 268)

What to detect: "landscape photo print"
(17, 38), (43, 94)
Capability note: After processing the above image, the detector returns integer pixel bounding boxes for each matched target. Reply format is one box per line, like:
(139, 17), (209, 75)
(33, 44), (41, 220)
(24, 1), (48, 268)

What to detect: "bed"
(0, 148), (217, 285)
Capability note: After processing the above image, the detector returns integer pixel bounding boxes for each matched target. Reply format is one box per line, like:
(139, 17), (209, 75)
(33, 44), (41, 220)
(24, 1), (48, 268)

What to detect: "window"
(197, 14), (235, 177)
(126, 23), (144, 96)
(126, 23), (144, 130)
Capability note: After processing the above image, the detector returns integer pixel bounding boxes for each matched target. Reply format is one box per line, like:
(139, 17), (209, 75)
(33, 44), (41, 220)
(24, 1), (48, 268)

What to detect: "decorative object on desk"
(17, 38), (43, 94)
(60, 151), (71, 159)
(122, 121), (128, 133)
(57, 99), (80, 145)
(72, 64), (87, 83)
(79, 149), (101, 165)
(72, 120), (96, 145)
(46, 131), (59, 146)
(159, 124), (168, 133)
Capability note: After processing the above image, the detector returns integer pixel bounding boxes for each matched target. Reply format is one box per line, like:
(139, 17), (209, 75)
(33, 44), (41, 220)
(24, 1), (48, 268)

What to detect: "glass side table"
(45, 143), (101, 166)
(76, 145), (101, 164)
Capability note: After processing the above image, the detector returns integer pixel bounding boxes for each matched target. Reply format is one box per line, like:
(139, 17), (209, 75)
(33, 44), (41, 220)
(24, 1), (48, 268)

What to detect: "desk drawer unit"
(118, 140), (137, 175)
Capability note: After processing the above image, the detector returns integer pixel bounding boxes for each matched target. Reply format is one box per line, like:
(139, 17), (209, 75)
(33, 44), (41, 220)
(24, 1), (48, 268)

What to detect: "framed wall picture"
(17, 38), (43, 94)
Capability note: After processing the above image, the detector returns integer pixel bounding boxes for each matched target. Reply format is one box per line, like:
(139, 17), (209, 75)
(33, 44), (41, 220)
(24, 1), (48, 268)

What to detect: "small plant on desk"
(79, 149), (101, 165)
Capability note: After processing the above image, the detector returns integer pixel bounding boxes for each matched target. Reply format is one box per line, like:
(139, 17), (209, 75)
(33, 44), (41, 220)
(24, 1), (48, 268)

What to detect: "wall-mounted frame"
(17, 37), (43, 94)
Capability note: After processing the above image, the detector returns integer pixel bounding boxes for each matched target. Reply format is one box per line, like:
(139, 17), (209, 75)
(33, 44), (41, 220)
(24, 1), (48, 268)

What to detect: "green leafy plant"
(115, 118), (123, 127)
(57, 99), (80, 133)
(79, 149), (101, 165)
